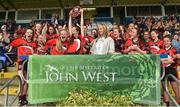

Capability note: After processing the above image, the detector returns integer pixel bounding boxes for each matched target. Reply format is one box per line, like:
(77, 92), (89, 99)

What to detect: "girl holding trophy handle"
(67, 6), (85, 54)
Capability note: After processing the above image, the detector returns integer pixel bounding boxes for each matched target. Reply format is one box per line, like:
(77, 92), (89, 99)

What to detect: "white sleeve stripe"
(74, 39), (81, 51)
(19, 46), (34, 53)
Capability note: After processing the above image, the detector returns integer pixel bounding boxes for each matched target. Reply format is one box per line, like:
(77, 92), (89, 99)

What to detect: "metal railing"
(160, 66), (165, 80)
(4, 53), (15, 66)
(0, 75), (22, 107)
(21, 60), (28, 83)
(165, 74), (180, 107)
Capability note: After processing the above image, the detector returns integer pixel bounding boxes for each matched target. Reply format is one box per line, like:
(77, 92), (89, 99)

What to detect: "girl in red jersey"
(36, 35), (47, 55)
(42, 24), (58, 40)
(50, 29), (69, 55)
(33, 23), (42, 42)
(68, 8), (85, 54)
(149, 30), (164, 54)
(8, 29), (36, 106)
(123, 28), (146, 54)
(50, 38), (66, 55)
(9, 29), (36, 52)
(160, 36), (180, 106)
(58, 29), (70, 50)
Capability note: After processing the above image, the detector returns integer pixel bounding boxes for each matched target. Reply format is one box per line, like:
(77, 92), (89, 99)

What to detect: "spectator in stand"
(109, 23), (119, 37)
(144, 16), (153, 31)
(111, 28), (124, 53)
(36, 35), (47, 55)
(1, 25), (10, 52)
(0, 31), (6, 54)
(149, 29), (164, 54)
(42, 24), (58, 40)
(33, 23), (42, 42)
(123, 28), (146, 54)
(142, 31), (151, 53)
(51, 13), (59, 26)
(172, 34), (180, 54)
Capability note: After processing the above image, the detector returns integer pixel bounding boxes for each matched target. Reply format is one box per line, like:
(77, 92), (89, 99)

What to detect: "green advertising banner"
(28, 54), (161, 105)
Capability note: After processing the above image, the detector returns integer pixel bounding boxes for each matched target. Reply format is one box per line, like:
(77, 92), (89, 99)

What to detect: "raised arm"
(55, 26), (59, 36)
(42, 23), (48, 36)
(62, 22), (66, 29)
(80, 8), (84, 37)
(68, 10), (73, 37)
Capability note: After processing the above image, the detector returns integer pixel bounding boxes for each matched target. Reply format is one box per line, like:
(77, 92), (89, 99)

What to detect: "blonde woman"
(91, 24), (115, 55)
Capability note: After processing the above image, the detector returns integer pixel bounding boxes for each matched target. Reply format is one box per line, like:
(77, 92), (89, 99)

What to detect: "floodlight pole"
(161, 5), (165, 16)
(60, 8), (64, 20)
(39, 9), (41, 20)
(110, 6), (114, 18)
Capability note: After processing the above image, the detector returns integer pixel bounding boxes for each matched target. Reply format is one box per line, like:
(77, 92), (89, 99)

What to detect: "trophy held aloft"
(70, 6), (81, 25)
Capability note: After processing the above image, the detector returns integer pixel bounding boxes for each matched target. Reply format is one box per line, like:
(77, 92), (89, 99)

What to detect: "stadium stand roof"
(0, 0), (179, 10)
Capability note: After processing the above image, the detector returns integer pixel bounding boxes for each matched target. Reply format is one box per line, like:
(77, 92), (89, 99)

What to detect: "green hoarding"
(28, 54), (161, 105)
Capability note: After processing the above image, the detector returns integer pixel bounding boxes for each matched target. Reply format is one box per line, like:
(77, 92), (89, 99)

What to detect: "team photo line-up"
(0, 6), (180, 106)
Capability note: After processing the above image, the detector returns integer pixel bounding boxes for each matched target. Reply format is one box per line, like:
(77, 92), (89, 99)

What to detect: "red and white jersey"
(148, 40), (164, 49)
(10, 38), (37, 51)
(67, 39), (81, 54)
(10, 38), (27, 47)
(17, 46), (34, 56)
(17, 46), (34, 62)
(124, 39), (144, 50)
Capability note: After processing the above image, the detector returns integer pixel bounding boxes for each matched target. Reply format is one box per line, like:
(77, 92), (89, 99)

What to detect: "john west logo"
(44, 65), (117, 83)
